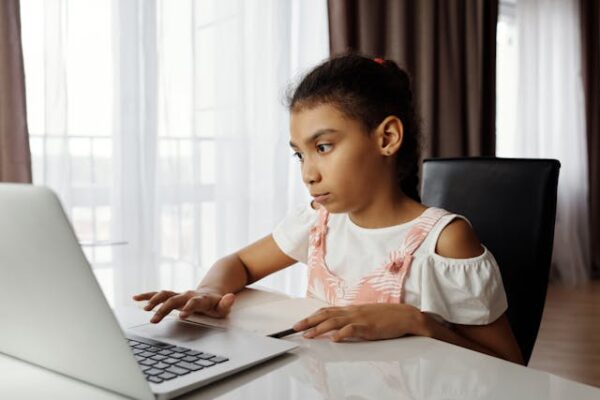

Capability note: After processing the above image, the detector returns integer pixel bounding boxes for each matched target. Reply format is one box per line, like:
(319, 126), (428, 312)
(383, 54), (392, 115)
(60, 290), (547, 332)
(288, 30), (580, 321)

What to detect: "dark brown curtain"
(0, 0), (32, 183)
(327, 0), (498, 158)
(581, 0), (600, 278)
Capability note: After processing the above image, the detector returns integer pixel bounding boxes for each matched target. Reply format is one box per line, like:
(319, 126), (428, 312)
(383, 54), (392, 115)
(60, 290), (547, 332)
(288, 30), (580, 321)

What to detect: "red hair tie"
(373, 57), (385, 64)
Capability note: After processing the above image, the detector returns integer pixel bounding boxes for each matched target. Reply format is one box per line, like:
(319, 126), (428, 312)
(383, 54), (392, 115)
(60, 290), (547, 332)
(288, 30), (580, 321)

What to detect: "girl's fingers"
(215, 293), (236, 316)
(179, 295), (215, 318)
(303, 317), (347, 338)
(145, 291), (176, 311)
(150, 293), (187, 323)
(332, 324), (367, 342)
(132, 292), (157, 301)
(179, 293), (236, 319)
(293, 307), (340, 331)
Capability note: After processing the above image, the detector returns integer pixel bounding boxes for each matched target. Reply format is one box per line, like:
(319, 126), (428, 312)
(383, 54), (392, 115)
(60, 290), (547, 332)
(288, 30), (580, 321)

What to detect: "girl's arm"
(198, 234), (298, 294)
(427, 219), (525, 364)
(134, 234), (297, 323)
(418, 312), (524, 364)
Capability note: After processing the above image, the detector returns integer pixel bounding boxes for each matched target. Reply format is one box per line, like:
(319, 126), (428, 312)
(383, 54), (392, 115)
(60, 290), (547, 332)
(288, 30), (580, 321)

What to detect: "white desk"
(1, 306), (598, 400)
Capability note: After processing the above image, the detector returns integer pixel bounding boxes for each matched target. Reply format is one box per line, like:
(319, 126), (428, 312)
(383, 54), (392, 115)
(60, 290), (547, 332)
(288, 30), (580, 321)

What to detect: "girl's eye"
(316, 144), (332, 153)
(292, 152), (304, 162)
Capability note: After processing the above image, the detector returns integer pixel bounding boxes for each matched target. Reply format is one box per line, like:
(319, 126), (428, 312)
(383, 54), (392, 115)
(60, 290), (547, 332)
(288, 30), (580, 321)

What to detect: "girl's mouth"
(312, 193), (330, 203)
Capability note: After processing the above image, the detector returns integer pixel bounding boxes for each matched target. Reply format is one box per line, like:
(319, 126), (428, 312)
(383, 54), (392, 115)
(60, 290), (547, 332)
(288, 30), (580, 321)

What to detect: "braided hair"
(288, 53), (422, 202)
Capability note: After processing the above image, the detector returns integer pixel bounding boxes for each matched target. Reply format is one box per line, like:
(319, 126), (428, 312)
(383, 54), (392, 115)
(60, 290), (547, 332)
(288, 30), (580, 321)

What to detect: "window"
(21, 0), (117, 302)
(496, 0), (518, 156)
(20, 0), (235, 304)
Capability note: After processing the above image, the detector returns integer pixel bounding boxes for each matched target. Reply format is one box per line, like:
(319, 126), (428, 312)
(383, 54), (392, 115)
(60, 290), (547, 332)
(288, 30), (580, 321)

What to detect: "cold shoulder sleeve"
(272, 203), (318, 264)
(419, 248), (508, 326)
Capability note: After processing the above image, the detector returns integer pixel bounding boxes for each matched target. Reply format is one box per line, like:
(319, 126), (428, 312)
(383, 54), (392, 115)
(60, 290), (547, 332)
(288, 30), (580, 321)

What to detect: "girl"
(134, 54), (524, 365)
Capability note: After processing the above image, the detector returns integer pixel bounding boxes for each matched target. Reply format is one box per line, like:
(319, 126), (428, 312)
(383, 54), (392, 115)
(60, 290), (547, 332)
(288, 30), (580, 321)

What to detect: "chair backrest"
(420, 157), (560, 364)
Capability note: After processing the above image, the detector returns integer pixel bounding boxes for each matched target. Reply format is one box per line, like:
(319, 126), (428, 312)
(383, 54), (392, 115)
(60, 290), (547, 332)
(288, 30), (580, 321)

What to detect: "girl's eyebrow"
(289, 129), (339, 148)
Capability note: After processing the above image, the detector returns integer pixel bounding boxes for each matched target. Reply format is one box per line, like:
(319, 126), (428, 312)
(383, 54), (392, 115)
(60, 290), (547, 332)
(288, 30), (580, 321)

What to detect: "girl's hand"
(132, 288), (236, 324)
(292, 303), (426, 342)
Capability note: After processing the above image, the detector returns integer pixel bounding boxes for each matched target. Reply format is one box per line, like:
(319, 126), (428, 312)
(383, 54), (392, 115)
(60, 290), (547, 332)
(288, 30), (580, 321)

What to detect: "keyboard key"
(211, 356), (229, 363)
(170, 352), (186, 359)
(140, 359), (157, 367)
(158, 349), (173, 356)
(197, 353), (215, 360)
(134, 343), (150, 350)
(163, 357), (179, 365)
(181, 355), (199, 363)
(145, 368), (163, 376)
(139, 351), (155, 358)
(158, 372), (177, 381)
(134, 355), (146, 362)
(176, 361), (203, 372)
(146, 346), (161, 353)
(166, 366), (190, 376)
(171, 346), (189, 353)
(153, 362), (170, 369)
(195, 359), (215, 367)
(147, 376), (163, 384)
(150, 354), (167, 361)
(185, 350), (203, 356)
(132, 348), (146, 355)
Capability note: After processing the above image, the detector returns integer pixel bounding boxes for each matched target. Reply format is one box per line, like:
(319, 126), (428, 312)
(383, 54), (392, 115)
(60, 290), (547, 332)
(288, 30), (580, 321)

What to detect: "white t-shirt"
(272, 203), (508, 325)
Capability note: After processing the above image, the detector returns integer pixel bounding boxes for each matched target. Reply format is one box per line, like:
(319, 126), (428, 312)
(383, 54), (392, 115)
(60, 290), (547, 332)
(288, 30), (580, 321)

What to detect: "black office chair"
(420, 157), (560, 365)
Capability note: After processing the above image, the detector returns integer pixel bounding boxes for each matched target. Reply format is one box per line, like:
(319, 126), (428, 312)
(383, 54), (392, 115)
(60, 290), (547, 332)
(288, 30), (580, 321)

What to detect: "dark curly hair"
(287, 53), (421, 202)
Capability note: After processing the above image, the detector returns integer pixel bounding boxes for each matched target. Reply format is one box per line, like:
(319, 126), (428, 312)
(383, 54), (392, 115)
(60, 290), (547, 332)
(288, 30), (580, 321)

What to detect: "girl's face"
(289, 103), (389, 213)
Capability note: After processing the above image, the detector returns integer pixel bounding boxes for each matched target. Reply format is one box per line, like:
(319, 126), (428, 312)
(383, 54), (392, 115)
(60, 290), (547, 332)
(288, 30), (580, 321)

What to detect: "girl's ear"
(376, 116), (404, 156)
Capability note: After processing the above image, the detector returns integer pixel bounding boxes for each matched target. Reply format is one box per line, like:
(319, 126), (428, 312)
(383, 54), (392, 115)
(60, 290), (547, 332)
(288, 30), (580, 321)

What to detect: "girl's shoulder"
(416, 209), (484, 259)
(435, 217), (484, 259)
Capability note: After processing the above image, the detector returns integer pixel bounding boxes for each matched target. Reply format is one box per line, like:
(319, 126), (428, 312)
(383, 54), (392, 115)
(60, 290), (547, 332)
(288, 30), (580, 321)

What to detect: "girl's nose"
(302, 160), (321, 185)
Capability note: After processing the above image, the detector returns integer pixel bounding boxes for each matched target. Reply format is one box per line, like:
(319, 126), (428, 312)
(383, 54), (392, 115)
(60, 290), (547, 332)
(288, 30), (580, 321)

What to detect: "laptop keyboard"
(126, 334), (229, 384)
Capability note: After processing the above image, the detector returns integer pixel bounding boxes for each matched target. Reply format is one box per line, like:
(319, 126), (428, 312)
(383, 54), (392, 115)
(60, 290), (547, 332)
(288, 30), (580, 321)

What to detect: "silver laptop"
(0, 184), (297, 400)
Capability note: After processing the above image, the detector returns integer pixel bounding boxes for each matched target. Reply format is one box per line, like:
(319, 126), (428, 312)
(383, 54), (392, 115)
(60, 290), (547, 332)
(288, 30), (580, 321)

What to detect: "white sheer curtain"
(497, 0), (590, 285)
(21, 0), (328, 307)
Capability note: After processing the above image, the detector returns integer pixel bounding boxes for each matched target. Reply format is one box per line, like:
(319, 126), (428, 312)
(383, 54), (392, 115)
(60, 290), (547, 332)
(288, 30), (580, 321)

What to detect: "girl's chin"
(320, 202), (346, 214)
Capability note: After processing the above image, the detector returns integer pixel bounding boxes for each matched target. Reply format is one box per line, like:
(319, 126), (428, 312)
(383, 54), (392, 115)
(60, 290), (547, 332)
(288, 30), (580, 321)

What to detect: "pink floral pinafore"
(306, 207), (449, 305)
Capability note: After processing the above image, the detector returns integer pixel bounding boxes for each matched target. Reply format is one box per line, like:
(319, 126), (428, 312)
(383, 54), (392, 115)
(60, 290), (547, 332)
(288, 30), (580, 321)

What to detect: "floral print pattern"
(306, 207), (449, 306)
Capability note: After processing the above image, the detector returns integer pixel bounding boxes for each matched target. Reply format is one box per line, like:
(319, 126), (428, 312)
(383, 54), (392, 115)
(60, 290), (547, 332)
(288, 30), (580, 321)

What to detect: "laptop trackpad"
(128, 318), (228, 347)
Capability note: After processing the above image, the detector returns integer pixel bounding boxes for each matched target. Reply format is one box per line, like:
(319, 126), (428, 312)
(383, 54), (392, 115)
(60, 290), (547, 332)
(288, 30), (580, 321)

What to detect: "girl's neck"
(347, 189), (427, 229)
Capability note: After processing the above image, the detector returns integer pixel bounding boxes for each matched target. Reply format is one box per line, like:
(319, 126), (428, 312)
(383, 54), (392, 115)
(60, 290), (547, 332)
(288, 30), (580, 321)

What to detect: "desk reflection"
(181, 334), (582, 400)
(289, 336), (499, 399)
